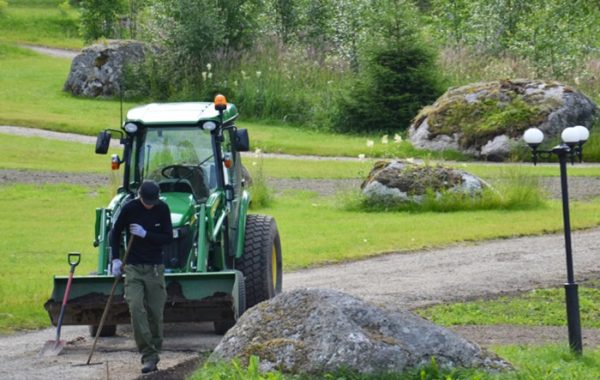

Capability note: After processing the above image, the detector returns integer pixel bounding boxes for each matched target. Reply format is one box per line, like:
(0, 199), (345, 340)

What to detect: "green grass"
(193, 345), (600, 379)
(0, 184), (111, 333)
(3, 183), (600, 331)
(6, 132), (600, 181)
(263, 191), (600, 269)
(417, 286), (600, 328)
(492, 345), (600, 380)
(0, 3), (82, 49)
(0, 44), (129, 134)
(0, 133), (121, 173)
(0, 43), (465, 159)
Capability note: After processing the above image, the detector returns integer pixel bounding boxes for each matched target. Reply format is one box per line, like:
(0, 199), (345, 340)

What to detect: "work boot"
(141, 357), (159, 374)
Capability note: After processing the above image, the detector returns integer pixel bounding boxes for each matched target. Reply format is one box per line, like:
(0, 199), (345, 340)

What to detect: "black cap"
(139, 180), (161, 205)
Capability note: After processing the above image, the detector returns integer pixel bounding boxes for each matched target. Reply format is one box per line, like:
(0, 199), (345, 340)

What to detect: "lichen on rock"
(210, 288), (511, 375)
(361, 160), (489, 205)
(409, 79), (597, 161)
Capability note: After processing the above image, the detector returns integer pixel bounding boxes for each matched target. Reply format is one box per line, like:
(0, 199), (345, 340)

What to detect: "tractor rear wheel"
(236, 214), (282, 309)
(88, 324), (116, 337)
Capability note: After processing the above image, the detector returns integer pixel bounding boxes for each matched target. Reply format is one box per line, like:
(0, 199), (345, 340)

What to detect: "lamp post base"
(565, 282), (583, 354)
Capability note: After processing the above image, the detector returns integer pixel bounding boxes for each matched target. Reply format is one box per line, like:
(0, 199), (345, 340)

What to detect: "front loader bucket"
(44, 271), (244, 326)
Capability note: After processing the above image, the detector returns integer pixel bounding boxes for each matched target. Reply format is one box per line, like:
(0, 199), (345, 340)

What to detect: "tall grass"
(128, 41), (350, 130)
(342, 168), (545, 213)
(438, 47), (600, 104)
(247, 151), (274, 209)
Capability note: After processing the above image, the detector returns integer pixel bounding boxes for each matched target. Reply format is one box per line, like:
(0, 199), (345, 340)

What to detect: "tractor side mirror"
(234, 129), (250, 152)
(95, 131), (111, 154)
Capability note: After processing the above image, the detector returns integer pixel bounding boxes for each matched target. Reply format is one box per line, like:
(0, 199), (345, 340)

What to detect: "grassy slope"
(0, 42), (465, 159)
(1, 1), (82, 49)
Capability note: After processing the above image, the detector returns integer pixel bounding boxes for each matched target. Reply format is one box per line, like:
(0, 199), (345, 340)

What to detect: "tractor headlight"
(124, 123), (138, 134)
(203, 121), (217, 131)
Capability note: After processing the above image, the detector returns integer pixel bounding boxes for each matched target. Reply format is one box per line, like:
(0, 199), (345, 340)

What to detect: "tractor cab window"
(222, 128), (242, 191)
(136, 127), (215, 199)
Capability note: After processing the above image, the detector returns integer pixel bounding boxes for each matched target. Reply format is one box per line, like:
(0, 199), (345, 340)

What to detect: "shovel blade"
(39, 340), (66, 357)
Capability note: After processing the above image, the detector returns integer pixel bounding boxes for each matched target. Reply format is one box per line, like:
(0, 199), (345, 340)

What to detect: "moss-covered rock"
(361, 160), (488, 204)
(210, 288), (511, 375)
(409, 79), (597, 161)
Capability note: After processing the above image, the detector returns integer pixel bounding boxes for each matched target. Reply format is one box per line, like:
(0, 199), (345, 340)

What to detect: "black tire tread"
(236, 214), (281, 308)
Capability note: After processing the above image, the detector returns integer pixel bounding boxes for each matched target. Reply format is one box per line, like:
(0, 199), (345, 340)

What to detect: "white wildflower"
(366, 140), (374, 148)
(358, 154), (366, 160)
(394, 134), (402, 143)
(202, 72), (207, 81)
(206, 63), (212, 71)
(208, 72), (213, 79)
(256, 71), (262, 78)
(381, 135), (389, 144)
(254, 148), (262, 157)
(406, 157), (415, 163)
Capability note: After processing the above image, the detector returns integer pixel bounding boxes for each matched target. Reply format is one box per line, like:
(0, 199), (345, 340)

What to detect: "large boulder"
(361, 160), (489, 204)
(64, 40), (149, 97)
(210, 288), (510, 375)
(409, 79), (597, 161)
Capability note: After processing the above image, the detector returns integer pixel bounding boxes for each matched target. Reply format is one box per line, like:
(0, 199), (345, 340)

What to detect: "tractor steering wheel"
(161, 164), (196, 180)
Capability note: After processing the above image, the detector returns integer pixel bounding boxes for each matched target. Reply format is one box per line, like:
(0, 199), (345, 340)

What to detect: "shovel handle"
(68, 252), (81, 269)
(86, 237), (134, 365)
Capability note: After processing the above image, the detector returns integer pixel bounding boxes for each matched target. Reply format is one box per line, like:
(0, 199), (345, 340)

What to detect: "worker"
(109, 180), (173, 374)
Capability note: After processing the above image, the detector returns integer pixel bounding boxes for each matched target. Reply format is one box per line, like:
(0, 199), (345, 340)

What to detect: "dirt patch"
(0, 169), (109, 188)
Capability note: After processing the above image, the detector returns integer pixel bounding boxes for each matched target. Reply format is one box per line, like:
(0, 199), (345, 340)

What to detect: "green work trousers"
(124, 264), (166, 363)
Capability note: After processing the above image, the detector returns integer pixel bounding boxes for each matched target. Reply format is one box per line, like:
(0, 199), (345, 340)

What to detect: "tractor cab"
(95, 100), (249, 273)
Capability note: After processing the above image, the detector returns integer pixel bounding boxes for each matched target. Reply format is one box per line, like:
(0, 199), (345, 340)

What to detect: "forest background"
(20, 0), (599, 138)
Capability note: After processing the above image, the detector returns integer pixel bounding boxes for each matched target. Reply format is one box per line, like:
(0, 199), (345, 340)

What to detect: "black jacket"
(109, 198), (173, 265)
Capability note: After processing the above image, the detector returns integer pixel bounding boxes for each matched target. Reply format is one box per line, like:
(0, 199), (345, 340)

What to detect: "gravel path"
(18, 44), (79, 59)
(2, 126), (600, 378)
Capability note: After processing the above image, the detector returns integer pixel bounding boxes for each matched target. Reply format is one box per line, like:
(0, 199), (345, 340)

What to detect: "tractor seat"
(159, 179), (195, 195)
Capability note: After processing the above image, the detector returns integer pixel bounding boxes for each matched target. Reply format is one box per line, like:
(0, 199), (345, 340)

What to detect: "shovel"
(39, 252), (81, 357)
(84, 237), (134, 365)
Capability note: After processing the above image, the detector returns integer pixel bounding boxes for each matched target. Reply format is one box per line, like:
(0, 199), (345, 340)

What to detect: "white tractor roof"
(126, 102), (221, 124)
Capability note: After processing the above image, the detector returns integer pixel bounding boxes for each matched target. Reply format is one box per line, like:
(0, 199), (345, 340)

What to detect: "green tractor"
(44, 95), (283, 335)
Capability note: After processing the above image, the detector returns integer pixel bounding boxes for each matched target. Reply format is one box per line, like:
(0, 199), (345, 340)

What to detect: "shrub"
(79, 0), (124, 43)
(333, 37), (445, 134)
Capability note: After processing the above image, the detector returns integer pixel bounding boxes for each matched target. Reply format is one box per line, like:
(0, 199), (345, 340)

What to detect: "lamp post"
(523, 125), (590, 355)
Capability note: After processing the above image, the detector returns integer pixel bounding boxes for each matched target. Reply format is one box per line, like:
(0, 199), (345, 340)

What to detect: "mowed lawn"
(3, 180), (600, 332)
